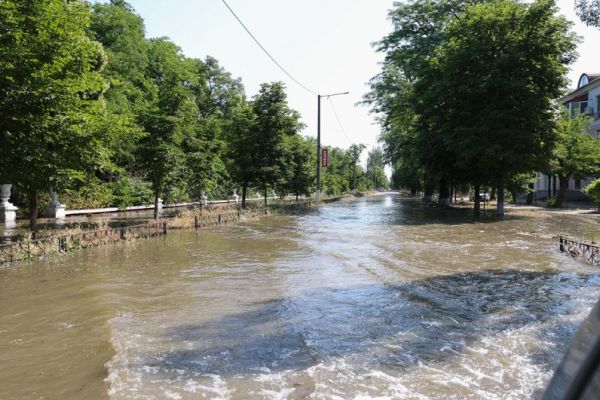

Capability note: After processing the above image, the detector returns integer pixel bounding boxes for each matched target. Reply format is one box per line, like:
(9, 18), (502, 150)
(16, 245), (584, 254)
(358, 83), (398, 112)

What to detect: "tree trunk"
(474, 185), (481, 217)
(410, 187), (417, 197)
(526, 183), (534, 205)
(263, 186), (268, 207)
(423, 183), (434, 205)
(242, 181), (248, 209)
(556, 175), (569, 208)
(496, 176), (505, 217)
(29, 190), (38, 231)
(510, 187), (518, 205)
(296, 194), (299, 201)
(439, 179), (450, 207)
(490, 186), (496, 201)
(153, 190), (160, 220)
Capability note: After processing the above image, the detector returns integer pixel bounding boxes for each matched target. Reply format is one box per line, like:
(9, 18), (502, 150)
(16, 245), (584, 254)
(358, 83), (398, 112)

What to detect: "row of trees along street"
(0, 0), (386, 229)
(366, 0), (600, 216)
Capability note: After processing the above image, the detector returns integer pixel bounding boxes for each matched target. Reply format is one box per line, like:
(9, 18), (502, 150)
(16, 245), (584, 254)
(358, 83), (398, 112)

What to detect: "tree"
(365, 1), (468, 206)
(322, 147), (349, 195)
(584, 178), (600, 211)
(137, 38), (197, 219)
(90, 0), (149, 172)
(0, 0), (119, 229)
(348, 144), (366, 191)
(548, 112), (600, 206)
(281, 135), (316, 200)
(224, 101), (257, 208)
(418, 0), (577, 216)
(575, 0), (600, 27)
(183, 57), (244, 201)
(366, 147), (388, 190)
(250, 82), (304, 205)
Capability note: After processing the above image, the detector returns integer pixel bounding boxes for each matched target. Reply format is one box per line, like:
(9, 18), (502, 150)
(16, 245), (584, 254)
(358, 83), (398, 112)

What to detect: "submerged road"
(1, 194), (599, 399)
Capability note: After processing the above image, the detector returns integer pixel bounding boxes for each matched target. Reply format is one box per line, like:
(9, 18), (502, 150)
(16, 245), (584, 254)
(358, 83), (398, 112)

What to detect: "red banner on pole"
(322, 148), (329, 168)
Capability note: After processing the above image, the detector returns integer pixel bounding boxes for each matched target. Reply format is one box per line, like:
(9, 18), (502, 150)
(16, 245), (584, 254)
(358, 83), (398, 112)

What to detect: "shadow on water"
(317, 195), (525, 226)
(147, 269), (596, 378)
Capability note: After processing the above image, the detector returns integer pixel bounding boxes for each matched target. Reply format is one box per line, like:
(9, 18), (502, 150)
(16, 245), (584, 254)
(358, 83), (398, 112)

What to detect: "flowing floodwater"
(1, 195), (600, 399)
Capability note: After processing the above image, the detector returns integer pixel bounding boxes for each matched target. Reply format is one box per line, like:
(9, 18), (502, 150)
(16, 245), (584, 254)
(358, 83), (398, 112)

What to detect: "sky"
(99, 0), (600, 161)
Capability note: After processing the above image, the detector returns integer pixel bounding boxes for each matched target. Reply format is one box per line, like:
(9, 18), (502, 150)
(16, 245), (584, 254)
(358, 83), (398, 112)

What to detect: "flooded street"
(1, 194), (599, 399)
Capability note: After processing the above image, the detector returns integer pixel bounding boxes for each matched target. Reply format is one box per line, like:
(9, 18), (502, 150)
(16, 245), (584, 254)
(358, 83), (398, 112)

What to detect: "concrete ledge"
(64, 197), (281, 216)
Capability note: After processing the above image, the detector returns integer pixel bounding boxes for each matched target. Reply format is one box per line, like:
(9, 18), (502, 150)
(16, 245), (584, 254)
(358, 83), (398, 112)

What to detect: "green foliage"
(575, 0), (600, 27)
(550, 112), (600, 179)
(584, 178), (600, 209)
(0, 0), (404, 225)
(251, 82), (304, 197)
(548, 112), (600, 205)
(0, 0), (125, 227)
(321, 145), (366, 195)
(107, 175), (153, 209)
(365, 147), (389, 190)
(281, 135), (316, 198)
(368, 0), (578, 214)
(136, 38), (197, 215)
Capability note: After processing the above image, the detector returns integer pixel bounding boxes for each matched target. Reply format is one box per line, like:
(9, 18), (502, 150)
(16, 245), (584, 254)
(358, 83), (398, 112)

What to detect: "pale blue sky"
(97, 0), (600, 159)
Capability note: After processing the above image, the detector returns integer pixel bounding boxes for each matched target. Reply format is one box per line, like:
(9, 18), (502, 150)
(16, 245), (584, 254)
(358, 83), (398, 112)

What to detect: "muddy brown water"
(1, 194), (599, 399)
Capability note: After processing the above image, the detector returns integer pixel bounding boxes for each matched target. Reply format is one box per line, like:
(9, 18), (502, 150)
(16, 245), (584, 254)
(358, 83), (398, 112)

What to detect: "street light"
(316, 91), (349, 203)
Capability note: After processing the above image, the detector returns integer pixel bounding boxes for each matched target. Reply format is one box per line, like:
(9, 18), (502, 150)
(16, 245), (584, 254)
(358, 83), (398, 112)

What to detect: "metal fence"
(0, 221), (167, 265)
(558, 236), (600, 265)
(0, 199), (317, 266)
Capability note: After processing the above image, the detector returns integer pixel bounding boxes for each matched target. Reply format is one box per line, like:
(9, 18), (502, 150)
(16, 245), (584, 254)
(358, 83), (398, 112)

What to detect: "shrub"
(584, 178), (600, 212)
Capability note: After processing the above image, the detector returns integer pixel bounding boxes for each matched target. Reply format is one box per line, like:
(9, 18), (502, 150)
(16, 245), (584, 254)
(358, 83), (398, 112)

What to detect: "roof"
(559, 73), (600, 104)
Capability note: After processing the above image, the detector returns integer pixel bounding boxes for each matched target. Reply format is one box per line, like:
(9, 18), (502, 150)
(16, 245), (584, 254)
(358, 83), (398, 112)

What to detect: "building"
(532, 73), (600, 201)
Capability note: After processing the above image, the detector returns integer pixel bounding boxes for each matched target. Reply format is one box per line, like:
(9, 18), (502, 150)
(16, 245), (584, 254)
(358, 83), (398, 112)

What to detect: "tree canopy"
(367, 0), (578, 215)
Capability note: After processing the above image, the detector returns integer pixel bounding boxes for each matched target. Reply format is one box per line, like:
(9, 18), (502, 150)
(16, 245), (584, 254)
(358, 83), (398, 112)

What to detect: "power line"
(327, 97), (354, 145)
(220, 0), (318, 96)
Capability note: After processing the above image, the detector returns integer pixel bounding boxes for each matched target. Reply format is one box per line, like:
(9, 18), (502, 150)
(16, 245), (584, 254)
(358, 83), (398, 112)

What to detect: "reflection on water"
(1, 194), (600, 399)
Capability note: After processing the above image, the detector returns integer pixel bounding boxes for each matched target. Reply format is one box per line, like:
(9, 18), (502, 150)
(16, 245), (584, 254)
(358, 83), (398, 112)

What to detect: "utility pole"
(316, 95), (321, 203)
(316, 92), (349, 203)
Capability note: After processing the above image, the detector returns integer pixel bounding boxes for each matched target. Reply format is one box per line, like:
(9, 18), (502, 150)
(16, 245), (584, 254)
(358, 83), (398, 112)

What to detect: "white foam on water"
(101, 239), (600, 400)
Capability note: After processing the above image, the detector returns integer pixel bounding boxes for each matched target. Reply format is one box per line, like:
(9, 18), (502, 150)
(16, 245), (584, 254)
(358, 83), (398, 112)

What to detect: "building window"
(597, 95), (600, 115)
(580, 101), (588, 114)
(579, 74), (589, 88)
(575, 179), (581, 190)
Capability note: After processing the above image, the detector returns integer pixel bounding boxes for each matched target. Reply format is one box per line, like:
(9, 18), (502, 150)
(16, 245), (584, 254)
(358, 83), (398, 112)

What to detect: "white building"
(532, 73), (600, 201)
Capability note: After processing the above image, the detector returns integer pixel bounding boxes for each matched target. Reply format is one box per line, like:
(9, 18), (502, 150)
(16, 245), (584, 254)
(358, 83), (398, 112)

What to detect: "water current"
(1, 195), (599, 399)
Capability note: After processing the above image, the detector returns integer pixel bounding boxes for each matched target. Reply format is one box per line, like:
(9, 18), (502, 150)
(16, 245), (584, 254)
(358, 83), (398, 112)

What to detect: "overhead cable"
(328, 97), (354, 145)
(220, 0), (318, 95)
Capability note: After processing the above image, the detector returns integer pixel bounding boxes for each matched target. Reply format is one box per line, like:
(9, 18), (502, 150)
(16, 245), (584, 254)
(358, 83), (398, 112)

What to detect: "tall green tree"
(282, 135), (316, 200)
(224, 101), (256, 208)
(137, 38), (196, 219)
(250, 82), (304, 205)
(366, 0), (468, 205)
(417, 0), (577, 215)
(183, 57), (244, 201)
(348, 144), (366, 191)
(366, 146), (388, 189)
(322, 147), (350, 195)
(90, 0), (149, 171)
(0, 0), (119, 228)
(549, 112), (600, 206)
